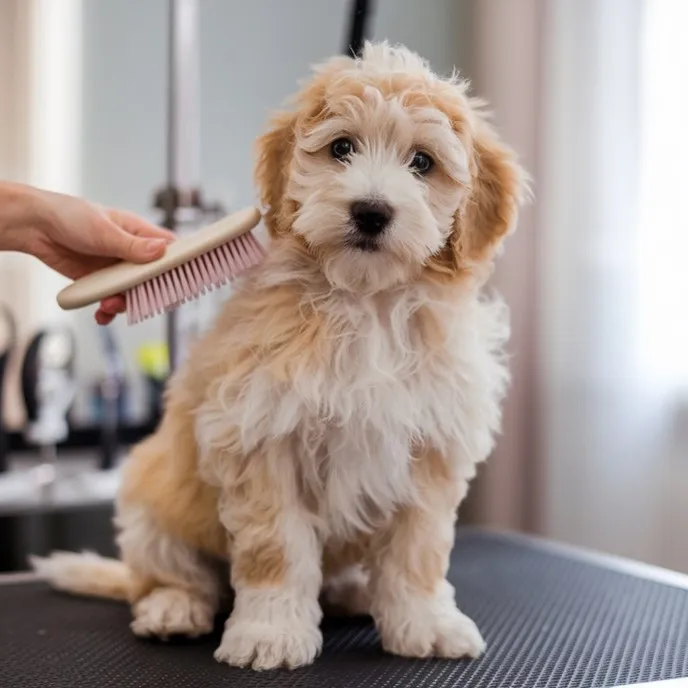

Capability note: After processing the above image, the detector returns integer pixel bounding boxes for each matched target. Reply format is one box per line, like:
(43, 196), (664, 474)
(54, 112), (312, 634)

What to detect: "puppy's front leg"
(214, 444), (322, 671)
(369, 448), (485, 659)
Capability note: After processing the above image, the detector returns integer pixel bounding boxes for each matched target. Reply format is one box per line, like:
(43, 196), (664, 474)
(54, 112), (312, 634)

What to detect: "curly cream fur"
(32, 42), (525, 671)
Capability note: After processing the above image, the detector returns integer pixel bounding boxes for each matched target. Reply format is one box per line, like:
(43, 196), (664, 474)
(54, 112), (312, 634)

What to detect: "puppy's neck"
(256, 237), (472, 307)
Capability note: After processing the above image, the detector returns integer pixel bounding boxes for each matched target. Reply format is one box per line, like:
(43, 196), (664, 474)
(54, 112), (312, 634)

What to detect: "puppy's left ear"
(432, 118), (525, 278)
(459, 124), (524, 261)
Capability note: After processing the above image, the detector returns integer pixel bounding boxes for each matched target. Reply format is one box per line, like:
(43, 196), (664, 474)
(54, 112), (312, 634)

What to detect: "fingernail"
(144, 239), (166, 257)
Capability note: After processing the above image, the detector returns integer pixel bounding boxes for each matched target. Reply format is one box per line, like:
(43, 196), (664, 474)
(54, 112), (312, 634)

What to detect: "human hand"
(5, 185), (174, 325)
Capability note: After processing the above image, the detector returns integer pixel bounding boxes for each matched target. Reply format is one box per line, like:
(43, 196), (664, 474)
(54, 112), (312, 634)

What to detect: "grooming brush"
(56, 207), (264, 325)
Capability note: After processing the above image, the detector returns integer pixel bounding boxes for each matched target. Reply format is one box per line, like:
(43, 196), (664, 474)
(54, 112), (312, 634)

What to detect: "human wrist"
(0, 182), (46, 252)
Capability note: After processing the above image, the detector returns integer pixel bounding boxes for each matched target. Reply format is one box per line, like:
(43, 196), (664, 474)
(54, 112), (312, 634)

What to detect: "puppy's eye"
(410, 151), (434, 175)
(330, 137), (355, 161)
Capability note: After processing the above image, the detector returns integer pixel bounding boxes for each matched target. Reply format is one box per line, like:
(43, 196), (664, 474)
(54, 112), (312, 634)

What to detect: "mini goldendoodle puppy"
(33, 42), (525, 671)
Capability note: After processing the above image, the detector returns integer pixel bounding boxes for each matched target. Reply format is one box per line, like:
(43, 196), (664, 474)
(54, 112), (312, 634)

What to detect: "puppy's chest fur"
(199, 286), (507, 537)
(288, 294), (461, 533)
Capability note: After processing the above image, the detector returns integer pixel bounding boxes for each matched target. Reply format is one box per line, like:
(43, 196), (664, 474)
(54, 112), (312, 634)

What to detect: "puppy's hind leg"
(321, 542), (371, 618)
(117, 502), (222, 640)
(321, 564), (371, 617)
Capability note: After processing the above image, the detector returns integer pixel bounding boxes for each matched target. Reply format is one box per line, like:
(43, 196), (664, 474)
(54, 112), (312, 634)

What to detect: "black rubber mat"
(2, 530), (688, 688)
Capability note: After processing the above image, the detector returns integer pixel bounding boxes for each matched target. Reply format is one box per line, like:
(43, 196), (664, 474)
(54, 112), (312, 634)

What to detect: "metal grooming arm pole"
(155, 0), (221, 373)
(167, 0), (200, 205)
(160, 0), (199, 372)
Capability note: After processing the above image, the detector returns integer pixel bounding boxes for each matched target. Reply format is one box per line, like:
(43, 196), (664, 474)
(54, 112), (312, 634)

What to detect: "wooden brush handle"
(57, 207), (262, 310)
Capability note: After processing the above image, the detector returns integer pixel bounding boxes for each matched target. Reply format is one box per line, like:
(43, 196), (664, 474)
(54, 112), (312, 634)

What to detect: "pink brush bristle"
(125, 232), (265, 325)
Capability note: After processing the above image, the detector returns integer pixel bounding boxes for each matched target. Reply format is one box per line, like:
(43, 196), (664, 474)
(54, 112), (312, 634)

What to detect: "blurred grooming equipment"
(0, 304), (17, 473)
(20, 327), (76, 492)
(1, 324), (117, 570)
(96, 326), (125, 472)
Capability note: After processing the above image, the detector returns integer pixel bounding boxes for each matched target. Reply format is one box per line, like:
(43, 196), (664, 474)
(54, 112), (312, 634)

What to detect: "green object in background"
(136, 343), (169, 381)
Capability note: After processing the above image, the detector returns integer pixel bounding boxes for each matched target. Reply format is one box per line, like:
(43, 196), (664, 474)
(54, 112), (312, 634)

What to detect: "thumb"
(99, 222), (168, 263)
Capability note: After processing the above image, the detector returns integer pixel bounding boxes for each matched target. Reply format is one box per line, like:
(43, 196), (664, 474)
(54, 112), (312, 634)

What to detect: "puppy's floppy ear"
(458, 122), (524, 261)
(430, 116), (525, 277)
(254, 110), (298, 237)
(254, 55), (351, 237)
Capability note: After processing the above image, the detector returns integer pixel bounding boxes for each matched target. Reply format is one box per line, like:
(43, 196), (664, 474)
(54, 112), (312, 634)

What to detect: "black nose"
(350, 200), (394, 237)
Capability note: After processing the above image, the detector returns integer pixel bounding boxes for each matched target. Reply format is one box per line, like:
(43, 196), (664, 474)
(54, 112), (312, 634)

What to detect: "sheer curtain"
(637, 0), (688, 571)
(637, 1), (688, 395)
(540, 0), (688, 569)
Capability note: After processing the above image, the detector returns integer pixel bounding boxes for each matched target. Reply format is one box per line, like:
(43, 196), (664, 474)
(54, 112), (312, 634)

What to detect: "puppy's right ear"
(255, 111), (297, 237)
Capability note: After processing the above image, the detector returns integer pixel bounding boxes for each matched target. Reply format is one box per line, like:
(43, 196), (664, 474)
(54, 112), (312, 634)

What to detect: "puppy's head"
(256, 42), (525, 292)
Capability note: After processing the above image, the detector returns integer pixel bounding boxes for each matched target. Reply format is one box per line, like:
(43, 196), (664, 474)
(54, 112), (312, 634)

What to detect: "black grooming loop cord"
(344, 0), (375, 58)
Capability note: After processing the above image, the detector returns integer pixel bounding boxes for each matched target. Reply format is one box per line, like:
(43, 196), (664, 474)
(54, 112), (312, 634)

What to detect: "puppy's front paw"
(131, 587), (214, 639)
(215, 618), (322, 670)
(378, 602), (485, 660)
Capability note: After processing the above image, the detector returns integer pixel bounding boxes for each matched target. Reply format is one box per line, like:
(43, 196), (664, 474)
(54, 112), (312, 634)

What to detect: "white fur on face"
(288, 83), (469, 293)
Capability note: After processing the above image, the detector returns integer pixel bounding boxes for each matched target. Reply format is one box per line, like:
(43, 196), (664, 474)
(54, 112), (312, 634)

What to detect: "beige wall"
(0, 0), (29, 181)
(0, 0), (32, 427)
(0, 0), (80, 428)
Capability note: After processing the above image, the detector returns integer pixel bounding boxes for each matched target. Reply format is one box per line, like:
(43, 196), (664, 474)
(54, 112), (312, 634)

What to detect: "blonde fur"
(33, 42), (525, 671)
(30, 551), (132, 601)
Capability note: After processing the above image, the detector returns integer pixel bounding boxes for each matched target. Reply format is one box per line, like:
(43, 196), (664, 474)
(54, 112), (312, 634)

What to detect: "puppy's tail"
(30, 551), (132, 602)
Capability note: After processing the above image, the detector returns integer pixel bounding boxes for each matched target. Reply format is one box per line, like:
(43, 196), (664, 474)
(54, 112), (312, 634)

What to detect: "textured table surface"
(2, 530), (688, 688)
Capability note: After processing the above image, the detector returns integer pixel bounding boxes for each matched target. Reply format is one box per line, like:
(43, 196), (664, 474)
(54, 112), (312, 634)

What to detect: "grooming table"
(2, 530), (687, 688)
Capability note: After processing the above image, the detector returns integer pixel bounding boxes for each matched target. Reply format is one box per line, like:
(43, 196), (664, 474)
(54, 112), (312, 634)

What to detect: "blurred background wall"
(1, 0), (687, 573)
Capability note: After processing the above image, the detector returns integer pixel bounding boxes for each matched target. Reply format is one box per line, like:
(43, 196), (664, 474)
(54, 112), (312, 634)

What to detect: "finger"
(98, 222), (169, 264)
(99, 295), (126, 314)
(95, 309), (116, 326)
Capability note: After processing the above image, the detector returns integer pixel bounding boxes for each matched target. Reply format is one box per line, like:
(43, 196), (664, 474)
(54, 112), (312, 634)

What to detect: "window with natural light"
(638, 0), (688, 389)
